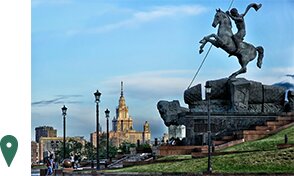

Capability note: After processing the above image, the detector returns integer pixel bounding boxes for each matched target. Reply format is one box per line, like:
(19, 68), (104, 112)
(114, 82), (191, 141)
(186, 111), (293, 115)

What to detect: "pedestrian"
(46, 154), (54, 176)
(54, 159), (59, 170)
(70, 153), (75, 168)
(74, 153), (79, 169)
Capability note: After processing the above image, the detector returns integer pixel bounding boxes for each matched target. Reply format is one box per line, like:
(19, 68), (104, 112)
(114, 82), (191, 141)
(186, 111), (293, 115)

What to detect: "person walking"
(74, 153), (79, 169)
(70, 153), (75, 169)
(46, 154), (54, 176)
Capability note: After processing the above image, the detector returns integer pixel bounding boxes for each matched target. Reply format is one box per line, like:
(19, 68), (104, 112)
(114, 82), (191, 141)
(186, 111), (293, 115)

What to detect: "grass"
(221, 125), (294, 152)
(106, 147), (294, 174)
(213, 147), (294, 173)
(156, 155), (191, 161)
(106, 125), (294, 174)
(107, 156), (207, 173)
(31, 165), (46, 169)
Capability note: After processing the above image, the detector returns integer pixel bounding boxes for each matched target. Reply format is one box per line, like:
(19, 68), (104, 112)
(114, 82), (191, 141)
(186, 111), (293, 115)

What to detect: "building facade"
(168, 125), (186, 140)
(38, 136), (86, 162)
(31, 141), (39, 164)
(161, 133), (169, 144)
(90, 131), (102, 148)
(91, 82), (151, 147)
(35, 126), (57, 142)
(110, 82), (151, 147)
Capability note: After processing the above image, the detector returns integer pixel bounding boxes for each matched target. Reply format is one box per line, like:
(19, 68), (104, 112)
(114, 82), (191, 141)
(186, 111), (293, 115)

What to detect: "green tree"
(119, 141), (136, 154)
(82, 142), (95, 160)
(55, 139), (83, 162)
(82, 133), (118, 160)
(109, 145), (118, 158)
(69, 138), (83, 154)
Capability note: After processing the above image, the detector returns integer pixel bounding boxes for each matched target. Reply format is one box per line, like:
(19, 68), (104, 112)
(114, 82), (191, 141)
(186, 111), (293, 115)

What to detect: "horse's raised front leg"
(199, 43), (206, 54)
(199, 34), (222, 54)
(199, 37), (208, 54)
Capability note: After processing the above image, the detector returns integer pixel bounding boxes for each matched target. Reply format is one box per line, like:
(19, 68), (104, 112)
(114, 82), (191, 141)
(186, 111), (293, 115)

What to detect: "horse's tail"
(256, 46), (264, 68)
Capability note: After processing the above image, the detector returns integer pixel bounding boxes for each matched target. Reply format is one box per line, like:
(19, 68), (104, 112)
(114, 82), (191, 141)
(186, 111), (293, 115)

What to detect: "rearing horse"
(199, 9), (264, 78)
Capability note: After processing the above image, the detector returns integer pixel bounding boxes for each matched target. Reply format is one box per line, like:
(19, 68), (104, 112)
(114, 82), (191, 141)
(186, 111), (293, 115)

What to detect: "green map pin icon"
(0, 135), (18, 167)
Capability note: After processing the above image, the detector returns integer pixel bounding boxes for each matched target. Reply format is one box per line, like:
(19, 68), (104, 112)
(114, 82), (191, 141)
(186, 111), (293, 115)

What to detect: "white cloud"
(102, 70), (197, 99)
(67, 5), (207, 35)
(271, 67), (294, 75)
(105, 66), (294, 101)
(242, 66), (294, 86)
(134, 5), (206, 22)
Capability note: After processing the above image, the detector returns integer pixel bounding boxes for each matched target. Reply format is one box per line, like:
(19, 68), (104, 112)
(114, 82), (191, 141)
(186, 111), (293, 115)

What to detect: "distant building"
(38, 136), (86, 162)
(91, 82), (151, 147)
(168, 125), (186, 140)
(31, 141), (39, 164)
(35, 126), (57, 142)
(161, 133), (169, 144)
(90, 127), (102, 148)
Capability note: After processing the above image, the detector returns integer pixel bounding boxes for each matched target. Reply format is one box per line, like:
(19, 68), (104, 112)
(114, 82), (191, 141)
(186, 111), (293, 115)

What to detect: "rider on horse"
(226, 3), (262, 54)
(198, 3), (264, 78)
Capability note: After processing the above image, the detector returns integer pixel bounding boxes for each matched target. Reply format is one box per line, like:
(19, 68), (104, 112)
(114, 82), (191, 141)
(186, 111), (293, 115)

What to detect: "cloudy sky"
(32, 0), (294, 141)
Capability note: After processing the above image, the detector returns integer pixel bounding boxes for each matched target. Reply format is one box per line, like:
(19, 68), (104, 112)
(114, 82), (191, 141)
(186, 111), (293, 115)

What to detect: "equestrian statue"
(199, 3), (264, 78)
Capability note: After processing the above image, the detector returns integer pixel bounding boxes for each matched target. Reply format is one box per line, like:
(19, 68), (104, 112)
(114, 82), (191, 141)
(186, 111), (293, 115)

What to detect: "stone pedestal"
(182, 113), (277, 145)
(158, 77), (294, 145)
(229, 78), (251, 112)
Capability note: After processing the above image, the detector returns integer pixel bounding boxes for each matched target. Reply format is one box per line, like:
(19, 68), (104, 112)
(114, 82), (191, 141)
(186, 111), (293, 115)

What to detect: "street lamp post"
(61, 105), (67, 161)
(105, 109), (110, 160)
(94, 90), (101, 170)
(205, 84), (212, 173)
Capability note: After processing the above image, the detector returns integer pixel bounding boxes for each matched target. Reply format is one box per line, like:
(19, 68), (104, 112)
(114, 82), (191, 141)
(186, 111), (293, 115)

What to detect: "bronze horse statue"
(199, 8), (264, 78)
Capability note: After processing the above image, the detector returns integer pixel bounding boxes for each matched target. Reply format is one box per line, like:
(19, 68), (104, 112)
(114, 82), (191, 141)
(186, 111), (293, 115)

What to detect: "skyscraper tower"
(108, 81), (151, 147)
(113, 81), (133, 132)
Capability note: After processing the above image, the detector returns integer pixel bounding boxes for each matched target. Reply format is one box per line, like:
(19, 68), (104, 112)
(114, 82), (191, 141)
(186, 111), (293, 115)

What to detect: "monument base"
(158, 78), (294, 145)
(182, 113), (277, 145)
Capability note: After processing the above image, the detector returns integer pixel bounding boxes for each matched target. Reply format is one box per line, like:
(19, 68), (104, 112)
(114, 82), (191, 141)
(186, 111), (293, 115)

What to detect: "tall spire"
(118, 81), (128, 120)
(121, 81), (124, 97)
